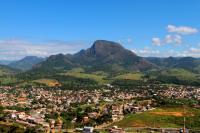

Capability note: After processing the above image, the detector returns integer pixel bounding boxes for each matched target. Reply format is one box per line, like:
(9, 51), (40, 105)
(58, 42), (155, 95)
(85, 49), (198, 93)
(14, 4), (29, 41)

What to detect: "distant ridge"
(145, 56), (200, 72)
(0, 60), (15, 65)
(9, 56), (45, 71)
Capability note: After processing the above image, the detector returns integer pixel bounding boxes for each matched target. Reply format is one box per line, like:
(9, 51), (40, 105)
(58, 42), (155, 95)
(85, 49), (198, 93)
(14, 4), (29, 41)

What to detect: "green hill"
(0, 65), (18, 85)
(113, 107), (200, 129)
(153, 68), (200, 86)
(0, 65), (17, 76)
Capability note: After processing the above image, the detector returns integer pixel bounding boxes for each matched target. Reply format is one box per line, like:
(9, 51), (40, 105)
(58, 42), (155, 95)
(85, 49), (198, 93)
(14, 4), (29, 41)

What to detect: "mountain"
(73, 40), (155, 72)
(8, 40), (200, 87)
(145, 57), (200, 72)
(0, 60), (15, 65)
(9, 56), (45, 71)
(33, 54), (77, 71)
(33, 40), (155, 73)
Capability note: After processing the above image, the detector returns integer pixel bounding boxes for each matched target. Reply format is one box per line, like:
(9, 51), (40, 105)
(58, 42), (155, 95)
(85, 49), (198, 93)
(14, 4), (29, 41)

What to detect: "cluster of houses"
(0, 85), (199, 132)
(156, 86), (200, 100)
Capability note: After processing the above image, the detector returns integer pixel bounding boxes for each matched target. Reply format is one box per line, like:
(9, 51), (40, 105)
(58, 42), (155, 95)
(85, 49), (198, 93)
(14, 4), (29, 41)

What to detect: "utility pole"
(184, 116), (186, 133)
(183, 106), (186, 133)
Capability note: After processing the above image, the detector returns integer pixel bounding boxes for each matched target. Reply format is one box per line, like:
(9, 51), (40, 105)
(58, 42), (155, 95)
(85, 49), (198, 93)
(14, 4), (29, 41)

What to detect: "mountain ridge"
(2, 40), (200, 87)
(9, 56), (45, 71)
(145, 56), (200, 72)
(33, 40), (155, 73)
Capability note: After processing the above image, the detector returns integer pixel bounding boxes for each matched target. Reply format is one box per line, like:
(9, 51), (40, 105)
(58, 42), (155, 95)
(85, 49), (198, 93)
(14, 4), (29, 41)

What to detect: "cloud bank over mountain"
(0, 39), (89, 60)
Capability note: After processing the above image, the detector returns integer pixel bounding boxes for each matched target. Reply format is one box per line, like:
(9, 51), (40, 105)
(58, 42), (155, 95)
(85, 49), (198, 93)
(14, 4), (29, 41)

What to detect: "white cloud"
(167, 25), (198, 35)
(152, 24), (198, 47)
(164, 34), (182, 44)
(132, 47), (160, 57)
(152, 38), (161, 46)
(188, 47), (200, 53)
(134, 48), (179, 57)
(133, 46), (200, 57)
(127, 38), (133, 43)
(0, 39), (89, 60)
(117, 38), (133, 44)
(178, 48), (200, 57)
(152, 34), (182, 46)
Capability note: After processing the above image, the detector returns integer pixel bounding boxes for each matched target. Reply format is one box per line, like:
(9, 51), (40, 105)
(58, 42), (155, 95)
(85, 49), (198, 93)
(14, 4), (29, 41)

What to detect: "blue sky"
(0, 0), (200, 60)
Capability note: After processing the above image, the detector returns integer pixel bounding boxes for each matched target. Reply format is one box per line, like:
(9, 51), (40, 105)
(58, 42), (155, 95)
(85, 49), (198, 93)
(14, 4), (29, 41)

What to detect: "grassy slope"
(0, 77), (17, 85)
(113, 107), (200, 129)
(32, 78), (61, 87)
(0, 66), (15, 76)
(62, 68), (109, 84)
(114, 72), (143, 80)
(61, 68), (143, 85)
(162, 68), (198, 80)
(0, 65), (18, 85)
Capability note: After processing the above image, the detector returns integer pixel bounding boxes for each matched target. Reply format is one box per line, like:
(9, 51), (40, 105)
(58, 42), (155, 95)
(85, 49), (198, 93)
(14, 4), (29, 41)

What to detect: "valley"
(0, 40), (200, 133)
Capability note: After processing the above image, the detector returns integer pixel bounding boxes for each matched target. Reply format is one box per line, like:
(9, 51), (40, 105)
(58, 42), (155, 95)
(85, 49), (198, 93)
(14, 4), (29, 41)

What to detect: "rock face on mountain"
(33, 40), (155, 73)
(73, 40), (154, 71)
(9, 56), (45, 71)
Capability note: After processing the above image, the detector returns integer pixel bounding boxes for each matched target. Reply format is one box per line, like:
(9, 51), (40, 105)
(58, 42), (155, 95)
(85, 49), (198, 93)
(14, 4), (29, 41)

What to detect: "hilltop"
(33, 40), (155, 73)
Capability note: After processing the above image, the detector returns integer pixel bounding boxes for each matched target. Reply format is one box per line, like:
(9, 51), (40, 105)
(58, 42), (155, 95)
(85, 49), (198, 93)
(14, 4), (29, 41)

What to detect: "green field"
(162, 68), (198, 80)
(113, 107), (200, 129)
(0, 65), (18, 85)
(146, 68), (200, 85)
(0, 65), (16, 76)
(62, 68), (109, 84)
(61, 68), (144, 85)
(0, 68), (10, 76)
(114, 72), (143, 80)
(0, 77), (17, 85)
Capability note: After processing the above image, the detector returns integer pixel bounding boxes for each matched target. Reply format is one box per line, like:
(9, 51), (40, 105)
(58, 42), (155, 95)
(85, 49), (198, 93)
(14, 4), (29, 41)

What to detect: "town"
(0, 84), (200, 132)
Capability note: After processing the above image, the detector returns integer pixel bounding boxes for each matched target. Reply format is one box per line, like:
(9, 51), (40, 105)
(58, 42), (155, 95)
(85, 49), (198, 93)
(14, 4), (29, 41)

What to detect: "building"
(83, 126), (94, 133)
